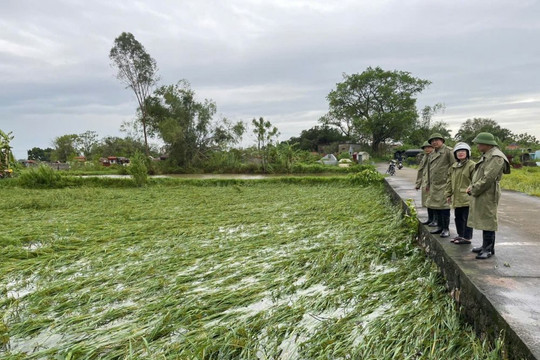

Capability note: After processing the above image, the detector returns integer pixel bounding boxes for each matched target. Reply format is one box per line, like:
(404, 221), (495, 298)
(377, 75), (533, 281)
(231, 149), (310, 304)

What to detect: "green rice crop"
(1, 181), (504, 359)
(500, 167), (540, 197)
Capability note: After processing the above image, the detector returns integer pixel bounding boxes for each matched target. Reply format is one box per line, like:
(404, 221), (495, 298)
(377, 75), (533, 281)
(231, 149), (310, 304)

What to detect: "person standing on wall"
(425, 133), (455, 238)
(416, 141), (436, 226)
(466, 132), (510, 259)
(445, 142), (475, 244)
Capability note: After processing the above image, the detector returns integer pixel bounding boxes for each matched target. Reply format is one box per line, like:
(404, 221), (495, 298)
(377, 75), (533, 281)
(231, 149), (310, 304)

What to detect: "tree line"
(24, 32), (540, 172)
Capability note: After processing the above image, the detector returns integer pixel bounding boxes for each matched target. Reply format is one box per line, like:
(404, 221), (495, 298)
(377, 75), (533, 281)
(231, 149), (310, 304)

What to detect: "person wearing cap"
(416, 141), (436, 226)
(445, 142), (475, 244)
(466, 132), (510, 259)
(425, 133), (455, 238)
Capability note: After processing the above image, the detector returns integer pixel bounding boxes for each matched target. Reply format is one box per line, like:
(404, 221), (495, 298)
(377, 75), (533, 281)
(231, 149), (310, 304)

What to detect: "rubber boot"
(429, 211), (443, 234)
(476, 232), (495, 259)
(440, 214), (450, 238)
(421, 208), (434, 225)
(427, 209), (438, 227)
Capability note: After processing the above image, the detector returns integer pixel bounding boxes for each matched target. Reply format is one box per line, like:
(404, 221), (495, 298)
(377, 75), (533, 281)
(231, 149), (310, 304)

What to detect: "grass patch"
(1, 181), (504, 359)
(500, 166), (540, 196)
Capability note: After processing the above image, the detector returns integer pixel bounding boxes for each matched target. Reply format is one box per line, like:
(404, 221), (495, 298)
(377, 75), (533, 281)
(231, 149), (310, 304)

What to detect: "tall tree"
(252, 117), (279, 173)
(93, 136), (148, 158)
(1, 129), (15, 170)
(324, 67), (431, 153)
(287, 125), (348, 152)
(27, 147), (54, 162)
(455, 118), (513, 144)
(51, 134), (79, 162)
(146, 81), (245, 167)
(513, 132), (540, 148)
(406, 104), (450, 146)
(76, 130), (99, 159)
(110, 32), (158, 156)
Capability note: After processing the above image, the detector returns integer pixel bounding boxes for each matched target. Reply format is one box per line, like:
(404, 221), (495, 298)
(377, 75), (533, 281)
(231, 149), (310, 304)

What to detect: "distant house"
(101, 156), (130, 166)
(338, 143), (363, 154)
(19, 159), (39, 167)
(354, 151), (370, 163)
(506, 143), (520, 151)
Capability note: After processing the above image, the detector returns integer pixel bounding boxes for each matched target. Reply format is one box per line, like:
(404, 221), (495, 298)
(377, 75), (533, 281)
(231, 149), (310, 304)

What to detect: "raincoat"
(445, 159), (476, 208)
(425, 144), (455, 209)
(467, 147), (510, 231)
(416, 154), (429, 207)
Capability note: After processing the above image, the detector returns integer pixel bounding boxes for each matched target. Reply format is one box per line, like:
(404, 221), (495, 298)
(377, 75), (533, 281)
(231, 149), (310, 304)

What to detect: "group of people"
(415, 132), (511, 260)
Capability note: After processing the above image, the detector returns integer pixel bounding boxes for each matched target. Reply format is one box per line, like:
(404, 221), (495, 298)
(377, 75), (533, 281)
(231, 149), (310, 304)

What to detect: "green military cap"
(472, 132), (498, 146)
(421, 141), (433, 148)
(428, 133), (445, 144)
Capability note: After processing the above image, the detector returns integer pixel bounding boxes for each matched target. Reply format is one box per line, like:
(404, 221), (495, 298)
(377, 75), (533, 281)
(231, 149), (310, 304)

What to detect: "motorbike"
(386, 160), (396, 176)
(397, 161), (403, 170)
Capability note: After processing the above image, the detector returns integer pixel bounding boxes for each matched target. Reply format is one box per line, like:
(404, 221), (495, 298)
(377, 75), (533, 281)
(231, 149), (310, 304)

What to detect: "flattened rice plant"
(0, 179), (504, 359)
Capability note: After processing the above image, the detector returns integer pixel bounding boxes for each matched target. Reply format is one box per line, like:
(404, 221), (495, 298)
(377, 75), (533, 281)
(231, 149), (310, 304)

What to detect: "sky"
(2, 0), (540, 159)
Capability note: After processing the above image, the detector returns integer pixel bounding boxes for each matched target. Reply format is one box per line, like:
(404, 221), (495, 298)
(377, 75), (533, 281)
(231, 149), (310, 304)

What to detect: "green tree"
(128, 151), (148, 187)
(146, 81), (244, 168)
(51, 134), (79, 162)
(406, 104), (451, 146)
(455, 118), (513, 144)
(93, 136), (149, 158)
(252, 117), (279, 173)
(76, 130), (99, 159)
(27, 147), (54, 162)
(513, 132), (540, 149)
(110, 32), (159, 157)
(1, 129), (15, 171)
(287, 125), (348, 152)
(324, 67), (431, 153)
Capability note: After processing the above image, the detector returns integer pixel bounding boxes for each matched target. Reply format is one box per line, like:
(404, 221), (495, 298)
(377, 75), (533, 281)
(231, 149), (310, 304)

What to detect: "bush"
(128, 152), (148, 187)
(18, 165), (65, 189)
(348, 169), (384, 186)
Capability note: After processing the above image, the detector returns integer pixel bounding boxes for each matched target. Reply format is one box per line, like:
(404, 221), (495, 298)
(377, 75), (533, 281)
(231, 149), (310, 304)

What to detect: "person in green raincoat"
(416, 141), (435, 225)
(466, 132), (510, 259)
(425, 133), (455, 238)
(445, 142), (475, 244)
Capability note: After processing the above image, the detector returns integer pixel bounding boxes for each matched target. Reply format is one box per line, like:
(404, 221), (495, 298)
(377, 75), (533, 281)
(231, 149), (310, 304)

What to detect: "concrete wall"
(382, 180), (536, 360)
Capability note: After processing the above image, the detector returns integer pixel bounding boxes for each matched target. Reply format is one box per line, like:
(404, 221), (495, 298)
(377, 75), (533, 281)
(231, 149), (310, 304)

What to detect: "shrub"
(18, 165), (64, 189)
(128, 152), (148, 187)
(348, 169), (384, 186)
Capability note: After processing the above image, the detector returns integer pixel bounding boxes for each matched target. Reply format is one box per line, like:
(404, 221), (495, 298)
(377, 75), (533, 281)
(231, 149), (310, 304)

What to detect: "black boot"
(476, 231), (495, 259)
(422, 208), (434, 225)
(429, 211), (443, 234)
(440, 214), (450, 238)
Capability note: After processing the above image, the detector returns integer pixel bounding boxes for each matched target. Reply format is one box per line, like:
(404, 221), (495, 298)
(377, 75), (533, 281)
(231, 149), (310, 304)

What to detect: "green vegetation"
(127, 152), (148, 187)
(1, 178), (504, 359)
(501, 167), (540, 197)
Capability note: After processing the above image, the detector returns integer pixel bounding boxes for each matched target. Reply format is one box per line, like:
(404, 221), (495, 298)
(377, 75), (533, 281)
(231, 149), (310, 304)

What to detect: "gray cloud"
(1, 0), (540, 159)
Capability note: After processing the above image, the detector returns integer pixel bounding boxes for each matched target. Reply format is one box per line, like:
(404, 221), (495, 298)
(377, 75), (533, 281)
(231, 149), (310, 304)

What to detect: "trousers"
(454, 206), (473, 239)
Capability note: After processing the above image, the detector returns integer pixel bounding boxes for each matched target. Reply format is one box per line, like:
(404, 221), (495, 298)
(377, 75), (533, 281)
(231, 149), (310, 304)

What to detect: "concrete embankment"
(378, 164), (540, 360)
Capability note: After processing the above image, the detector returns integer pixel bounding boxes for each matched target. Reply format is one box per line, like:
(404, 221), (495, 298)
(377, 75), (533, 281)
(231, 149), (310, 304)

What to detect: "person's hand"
(447, 197), (451, 204)
(466, 186), (472, 196)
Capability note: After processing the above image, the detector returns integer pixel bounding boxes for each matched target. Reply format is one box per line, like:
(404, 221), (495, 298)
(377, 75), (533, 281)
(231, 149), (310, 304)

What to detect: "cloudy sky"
(2, 0), (540, 159)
